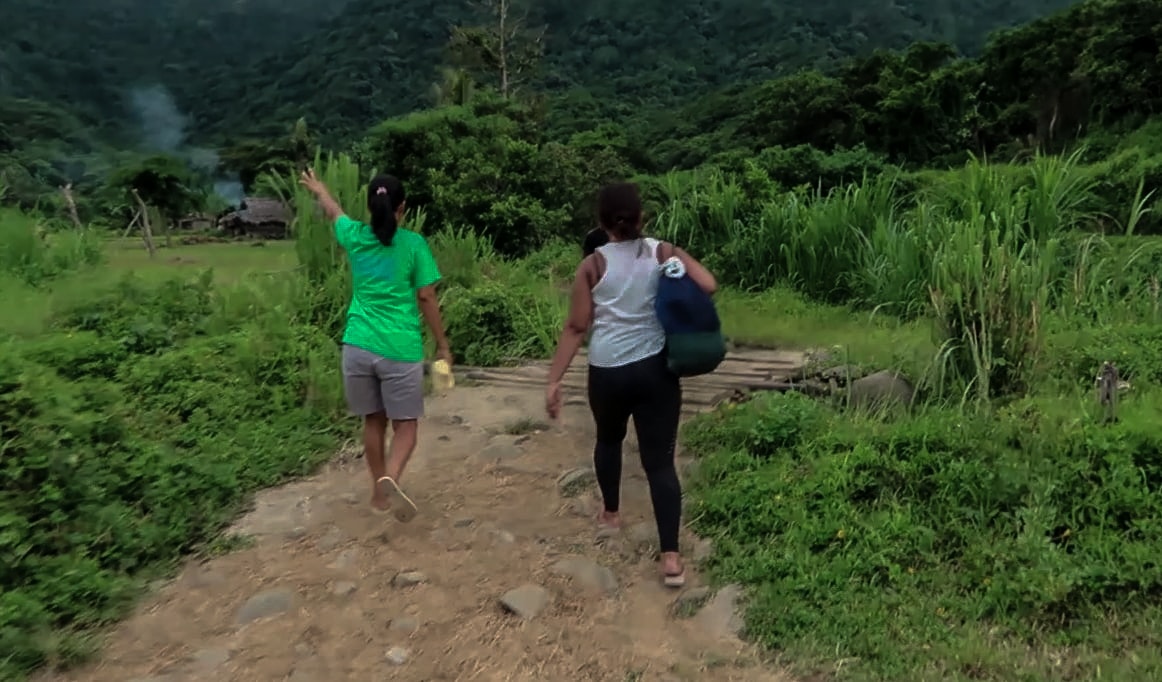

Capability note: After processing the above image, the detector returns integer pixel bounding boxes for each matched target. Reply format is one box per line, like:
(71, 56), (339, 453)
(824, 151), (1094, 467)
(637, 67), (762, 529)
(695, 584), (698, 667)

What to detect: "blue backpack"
(654, 245), (726, 377)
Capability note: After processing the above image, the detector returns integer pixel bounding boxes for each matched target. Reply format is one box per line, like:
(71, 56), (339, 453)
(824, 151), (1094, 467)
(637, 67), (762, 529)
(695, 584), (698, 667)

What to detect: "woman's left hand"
(545, 381), (562, 420)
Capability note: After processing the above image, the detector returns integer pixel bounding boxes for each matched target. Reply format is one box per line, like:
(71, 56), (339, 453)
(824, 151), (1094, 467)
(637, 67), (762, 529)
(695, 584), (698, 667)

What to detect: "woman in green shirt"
(300, 169), (452, 522)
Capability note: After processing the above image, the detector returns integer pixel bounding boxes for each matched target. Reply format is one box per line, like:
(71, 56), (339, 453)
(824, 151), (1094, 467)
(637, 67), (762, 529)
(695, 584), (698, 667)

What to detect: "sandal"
(595, 511), (621, 538)
(376, 476), (417, 523)
(661, 554), (686, 588)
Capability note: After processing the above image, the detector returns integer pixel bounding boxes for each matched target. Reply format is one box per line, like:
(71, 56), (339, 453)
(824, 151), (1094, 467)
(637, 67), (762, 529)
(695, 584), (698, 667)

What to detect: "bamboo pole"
(130, 190), (157, 257)
(60, 183), (82, 229)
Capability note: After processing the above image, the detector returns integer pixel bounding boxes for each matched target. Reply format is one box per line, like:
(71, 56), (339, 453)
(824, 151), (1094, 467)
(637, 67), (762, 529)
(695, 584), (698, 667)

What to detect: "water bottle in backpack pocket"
(655, 256), (726, 377)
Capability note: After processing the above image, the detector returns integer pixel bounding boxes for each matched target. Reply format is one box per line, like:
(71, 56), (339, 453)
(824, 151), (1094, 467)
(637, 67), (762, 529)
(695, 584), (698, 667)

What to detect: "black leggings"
(587, 352), (682, 553)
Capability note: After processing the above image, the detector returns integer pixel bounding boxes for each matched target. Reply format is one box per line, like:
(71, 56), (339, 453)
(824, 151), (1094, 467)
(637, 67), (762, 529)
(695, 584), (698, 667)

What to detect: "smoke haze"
(127, 84), (245, 206)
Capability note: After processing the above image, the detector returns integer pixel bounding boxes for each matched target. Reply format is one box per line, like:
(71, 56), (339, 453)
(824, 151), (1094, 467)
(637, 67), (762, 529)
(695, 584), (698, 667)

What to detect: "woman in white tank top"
(544, 182), (717, 588)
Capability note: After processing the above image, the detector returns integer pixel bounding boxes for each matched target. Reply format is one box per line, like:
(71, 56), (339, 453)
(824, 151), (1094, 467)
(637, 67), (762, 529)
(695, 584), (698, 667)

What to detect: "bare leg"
(363, 412), (390, 510)
(385, 419), (418, 483)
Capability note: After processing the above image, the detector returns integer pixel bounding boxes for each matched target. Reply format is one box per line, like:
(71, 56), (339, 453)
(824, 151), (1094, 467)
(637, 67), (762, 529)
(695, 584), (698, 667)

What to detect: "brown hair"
(597, 182), (643, 239)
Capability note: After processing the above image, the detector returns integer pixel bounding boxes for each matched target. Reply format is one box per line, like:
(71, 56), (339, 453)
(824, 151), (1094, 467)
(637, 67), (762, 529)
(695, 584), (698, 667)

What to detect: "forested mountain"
(191, 0), (1079, 143)
(0, 0), (349, 139)
(2, 0), (1078, 148)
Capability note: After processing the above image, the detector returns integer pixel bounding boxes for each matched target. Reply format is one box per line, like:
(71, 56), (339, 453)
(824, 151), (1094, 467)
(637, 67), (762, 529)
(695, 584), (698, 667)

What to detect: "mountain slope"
(187, 0), (1080, 143)
(0, 0), (350, 141)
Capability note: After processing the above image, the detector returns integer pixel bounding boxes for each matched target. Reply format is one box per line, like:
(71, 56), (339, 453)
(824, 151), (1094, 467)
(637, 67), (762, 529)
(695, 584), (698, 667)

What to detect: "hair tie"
(376, 187), (388, 195)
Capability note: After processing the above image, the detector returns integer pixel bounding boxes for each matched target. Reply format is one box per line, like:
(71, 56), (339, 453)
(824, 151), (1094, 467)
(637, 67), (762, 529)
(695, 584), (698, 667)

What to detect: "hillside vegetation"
(3, 0), (1076, 147)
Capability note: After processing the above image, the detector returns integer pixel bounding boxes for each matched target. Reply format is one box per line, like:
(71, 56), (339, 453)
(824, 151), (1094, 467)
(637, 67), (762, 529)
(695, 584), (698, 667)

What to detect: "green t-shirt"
(335, 215), (441, 363)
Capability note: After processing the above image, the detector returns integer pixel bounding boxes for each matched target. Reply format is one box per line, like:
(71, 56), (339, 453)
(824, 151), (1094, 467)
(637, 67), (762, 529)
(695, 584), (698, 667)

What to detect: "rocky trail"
(42, 350), (805, 682)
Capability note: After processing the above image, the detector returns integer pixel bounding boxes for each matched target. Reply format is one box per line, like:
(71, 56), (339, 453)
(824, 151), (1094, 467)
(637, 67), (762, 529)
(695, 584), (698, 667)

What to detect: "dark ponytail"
(597, 182), (643, 240)
(367, 174), (405, 247)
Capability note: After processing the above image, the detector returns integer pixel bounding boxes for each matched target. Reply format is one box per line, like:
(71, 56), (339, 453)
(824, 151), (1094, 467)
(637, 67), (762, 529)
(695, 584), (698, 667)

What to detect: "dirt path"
(42, 350), (804, 682)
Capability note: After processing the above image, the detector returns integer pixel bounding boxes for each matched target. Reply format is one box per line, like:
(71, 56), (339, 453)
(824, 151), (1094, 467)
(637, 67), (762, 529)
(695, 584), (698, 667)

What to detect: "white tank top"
(587, 237), (666, 368)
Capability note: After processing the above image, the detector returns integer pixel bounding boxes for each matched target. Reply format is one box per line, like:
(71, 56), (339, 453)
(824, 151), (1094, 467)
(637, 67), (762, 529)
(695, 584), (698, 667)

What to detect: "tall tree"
(447, 0), (545, 99)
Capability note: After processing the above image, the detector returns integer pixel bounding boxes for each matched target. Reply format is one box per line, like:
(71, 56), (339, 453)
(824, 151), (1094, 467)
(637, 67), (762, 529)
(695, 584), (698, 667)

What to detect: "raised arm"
(299, 168), (345, 223)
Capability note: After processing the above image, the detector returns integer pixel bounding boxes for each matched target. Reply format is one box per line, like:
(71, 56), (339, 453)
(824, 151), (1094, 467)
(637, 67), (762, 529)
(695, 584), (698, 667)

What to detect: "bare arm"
(547, 258), (597, 385)
(313, 186), (345, 223)
(417, 285), (451, 359)
(674, 246), (717, 295)
(300, 169), (345, 223)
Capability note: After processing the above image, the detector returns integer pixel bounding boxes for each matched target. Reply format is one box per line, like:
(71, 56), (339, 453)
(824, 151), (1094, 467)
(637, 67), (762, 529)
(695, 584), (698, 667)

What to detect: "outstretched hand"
(299, 168), (325, 195)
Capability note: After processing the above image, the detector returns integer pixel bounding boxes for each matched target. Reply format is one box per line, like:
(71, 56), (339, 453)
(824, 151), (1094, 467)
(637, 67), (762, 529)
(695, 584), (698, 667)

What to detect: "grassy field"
(103, 236), (299, 282)
(5, 151), (1162, 681)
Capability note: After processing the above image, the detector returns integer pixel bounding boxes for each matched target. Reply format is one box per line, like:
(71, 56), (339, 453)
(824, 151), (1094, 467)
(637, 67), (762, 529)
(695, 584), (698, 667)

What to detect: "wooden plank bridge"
(459, 348), (808, 417)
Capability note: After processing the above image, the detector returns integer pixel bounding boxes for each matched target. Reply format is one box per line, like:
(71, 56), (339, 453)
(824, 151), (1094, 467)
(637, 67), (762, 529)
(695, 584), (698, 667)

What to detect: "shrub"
(440, 280), (564, 367)
(0, 207), (102, 285)
(0, 273), (344, 680)
(683, 392), (1162, 680)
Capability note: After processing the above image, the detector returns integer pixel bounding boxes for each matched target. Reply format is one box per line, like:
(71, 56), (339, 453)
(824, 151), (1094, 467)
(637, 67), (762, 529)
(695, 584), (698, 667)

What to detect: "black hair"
(597, 182), (643, 240)
(367, 174), (405, 246)
(582, 227), (609, 257)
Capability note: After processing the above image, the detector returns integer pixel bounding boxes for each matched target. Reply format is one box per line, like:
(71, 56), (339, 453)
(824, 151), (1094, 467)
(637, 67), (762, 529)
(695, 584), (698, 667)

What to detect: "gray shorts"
(341, 344), (424, 419)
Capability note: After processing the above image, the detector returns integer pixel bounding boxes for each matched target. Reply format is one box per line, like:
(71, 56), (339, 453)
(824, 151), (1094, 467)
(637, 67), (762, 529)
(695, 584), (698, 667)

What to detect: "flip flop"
(663, 570), (687, 588)
(377, 476), (417, 523)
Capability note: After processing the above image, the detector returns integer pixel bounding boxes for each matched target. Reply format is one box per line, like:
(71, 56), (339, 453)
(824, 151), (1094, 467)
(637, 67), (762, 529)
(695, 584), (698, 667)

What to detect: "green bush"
(682, 392), (1162, 680)
(440, 280), (564, 367)
(0, 207), (102, 285)
(0, 273), (345, 680)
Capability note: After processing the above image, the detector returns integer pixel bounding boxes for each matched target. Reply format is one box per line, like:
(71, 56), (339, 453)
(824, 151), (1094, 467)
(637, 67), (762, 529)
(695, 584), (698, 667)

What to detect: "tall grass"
(262, 150), (430, 337)
(0, 207), (102, 285)
(653, 151), (1146, 400)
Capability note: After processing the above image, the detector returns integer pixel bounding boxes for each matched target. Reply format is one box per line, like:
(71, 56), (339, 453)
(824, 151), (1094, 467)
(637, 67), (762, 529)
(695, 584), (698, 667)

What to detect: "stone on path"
(626, 522), (657, 552)
(693, 584), (745, 639)
(331, 581), (357, 597)
(479, 434), (525, 461)
(557, 468), (596, 497)
(392, 570), (428, 588)
(389, 616), (420, 634)
(190, 646), (232, 669)
(848, 370), (914, 411)
(500, 584), (551, 619)
(549, 556), (618, 595)
(316, 526), (344, 552)
(328, 548), (358, 571)
(692, 537), (715, 563)
(669, 587), (711, 618)
(234, 588), (295, 625)
(385, 646), (411, 665)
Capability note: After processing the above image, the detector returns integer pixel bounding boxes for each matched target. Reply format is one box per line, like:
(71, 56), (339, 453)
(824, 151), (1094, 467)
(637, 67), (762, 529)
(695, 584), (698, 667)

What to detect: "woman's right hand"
(545, 381), (563, 420)
(436, 344), (453, 367)
(299, 168), (325, 196)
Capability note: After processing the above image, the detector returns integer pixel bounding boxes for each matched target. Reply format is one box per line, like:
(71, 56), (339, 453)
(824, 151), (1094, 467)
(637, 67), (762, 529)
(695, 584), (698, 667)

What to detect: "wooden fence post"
(130, 190), (157, 258)
(1095, 361), (1119, 424)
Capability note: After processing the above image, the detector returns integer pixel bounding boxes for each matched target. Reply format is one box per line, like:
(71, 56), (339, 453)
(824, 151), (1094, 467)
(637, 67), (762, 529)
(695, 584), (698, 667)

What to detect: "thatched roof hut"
(217, 197), (292, 239)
